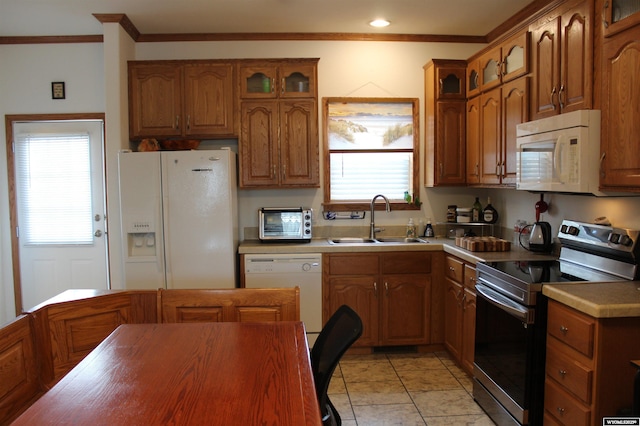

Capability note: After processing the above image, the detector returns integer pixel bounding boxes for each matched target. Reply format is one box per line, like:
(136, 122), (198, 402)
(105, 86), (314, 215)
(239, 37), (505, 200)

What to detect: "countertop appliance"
(473, 219), (639, 425)
(520, 221), (553, 253)
(244, 253), (322, 345)
(118, 149), (238, 289)
(516, 109), (602, 195)
(259, 207), (312, 243)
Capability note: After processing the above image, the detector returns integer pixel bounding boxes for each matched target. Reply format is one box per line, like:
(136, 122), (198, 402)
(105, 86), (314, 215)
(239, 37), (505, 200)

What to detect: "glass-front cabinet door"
(240, 66), (278, 99)
(604, 0), (640, 37)
(279, 64), (316, 98)
(240, 62), (316, 99)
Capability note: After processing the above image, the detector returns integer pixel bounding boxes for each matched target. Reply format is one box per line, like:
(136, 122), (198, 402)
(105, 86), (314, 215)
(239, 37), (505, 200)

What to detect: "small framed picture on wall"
(51, 82), (65, 99)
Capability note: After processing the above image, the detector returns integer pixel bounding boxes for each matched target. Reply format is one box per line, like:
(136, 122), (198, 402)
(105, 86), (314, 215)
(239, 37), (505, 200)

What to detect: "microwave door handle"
(553, 135), (566, 183)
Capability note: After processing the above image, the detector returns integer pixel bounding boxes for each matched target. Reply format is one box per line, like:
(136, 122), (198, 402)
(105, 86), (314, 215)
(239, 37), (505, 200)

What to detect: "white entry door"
(13, 120), (108, 310)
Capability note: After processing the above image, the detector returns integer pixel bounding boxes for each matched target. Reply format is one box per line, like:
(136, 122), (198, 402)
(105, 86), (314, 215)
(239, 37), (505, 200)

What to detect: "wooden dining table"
(12, 322), (321, 425)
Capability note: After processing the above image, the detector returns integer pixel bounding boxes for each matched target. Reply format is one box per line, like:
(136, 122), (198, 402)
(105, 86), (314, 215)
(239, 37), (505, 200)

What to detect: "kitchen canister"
(447, 205), (457, 223)
(456, 207), (472, 223)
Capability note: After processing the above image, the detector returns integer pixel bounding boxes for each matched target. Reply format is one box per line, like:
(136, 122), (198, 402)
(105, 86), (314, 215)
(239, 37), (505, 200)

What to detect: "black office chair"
(310, 305), (363, 426)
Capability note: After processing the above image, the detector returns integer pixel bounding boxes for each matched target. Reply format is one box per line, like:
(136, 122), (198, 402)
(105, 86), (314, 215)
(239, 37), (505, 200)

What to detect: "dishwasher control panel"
(244, 254), (321, 274)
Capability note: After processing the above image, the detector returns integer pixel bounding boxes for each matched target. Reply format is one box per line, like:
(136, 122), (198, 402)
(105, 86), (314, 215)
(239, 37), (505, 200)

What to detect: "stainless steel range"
(473, 219), (640, 426)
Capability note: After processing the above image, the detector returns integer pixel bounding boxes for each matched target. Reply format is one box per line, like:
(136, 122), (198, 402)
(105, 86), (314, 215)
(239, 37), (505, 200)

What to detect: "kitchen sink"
(327, 237), (428, 245)
(327, 238), (379, 244)
(375, 237), (428, 244)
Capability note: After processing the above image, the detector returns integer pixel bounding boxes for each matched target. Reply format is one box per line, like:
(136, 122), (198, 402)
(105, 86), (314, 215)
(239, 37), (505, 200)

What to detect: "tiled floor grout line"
(386, 353), (429, 426)
(336, 352), (492, 426)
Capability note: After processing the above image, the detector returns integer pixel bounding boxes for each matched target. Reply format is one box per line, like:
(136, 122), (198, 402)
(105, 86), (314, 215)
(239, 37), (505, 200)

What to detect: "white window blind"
(330, 152), (412, 201)
(15, 133), (94, 245)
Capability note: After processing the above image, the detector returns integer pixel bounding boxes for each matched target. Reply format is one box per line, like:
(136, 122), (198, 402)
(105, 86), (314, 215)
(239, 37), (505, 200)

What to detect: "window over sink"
(322, 97), (420, 211)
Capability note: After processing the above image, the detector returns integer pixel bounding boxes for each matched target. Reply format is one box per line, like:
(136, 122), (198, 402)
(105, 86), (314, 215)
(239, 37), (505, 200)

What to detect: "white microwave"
(516, 110), (602, 195)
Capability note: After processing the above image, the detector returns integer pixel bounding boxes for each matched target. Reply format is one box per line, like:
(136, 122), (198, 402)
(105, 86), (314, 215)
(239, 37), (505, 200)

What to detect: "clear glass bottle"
(406, 218), (417, 238)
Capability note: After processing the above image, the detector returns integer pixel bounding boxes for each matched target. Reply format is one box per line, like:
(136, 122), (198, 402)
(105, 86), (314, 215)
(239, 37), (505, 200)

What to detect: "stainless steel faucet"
(369, 194), (390, 240)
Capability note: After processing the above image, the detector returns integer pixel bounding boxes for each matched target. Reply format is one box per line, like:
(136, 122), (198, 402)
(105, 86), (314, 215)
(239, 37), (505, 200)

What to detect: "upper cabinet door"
(239, 61), (317, 99)
(501, 31), (530, 84)
(183, 63), (235, 136)
(478, 48), (503, 92)
(436, 66), (466, 100)
(530, 1), (592, 120)
(601, 25), (640, 190)
(466, 59), (481, 98)
(129, 64), (183, 138)
(603, 0), (640, 37)
(531, 16), (561, 120)
(279, 64), (317, 98)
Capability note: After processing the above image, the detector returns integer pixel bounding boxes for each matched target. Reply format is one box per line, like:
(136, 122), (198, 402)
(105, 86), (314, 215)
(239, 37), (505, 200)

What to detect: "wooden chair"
(0, 315), (43, 425)
(158, 287), (300, 323)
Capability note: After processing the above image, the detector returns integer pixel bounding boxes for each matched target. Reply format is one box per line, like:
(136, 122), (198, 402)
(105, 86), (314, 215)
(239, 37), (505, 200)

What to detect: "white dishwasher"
(244, 253), (322, 345)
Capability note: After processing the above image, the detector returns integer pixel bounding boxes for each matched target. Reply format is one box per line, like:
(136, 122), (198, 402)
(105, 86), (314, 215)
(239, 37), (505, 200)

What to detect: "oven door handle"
(475, 283), (533, 324)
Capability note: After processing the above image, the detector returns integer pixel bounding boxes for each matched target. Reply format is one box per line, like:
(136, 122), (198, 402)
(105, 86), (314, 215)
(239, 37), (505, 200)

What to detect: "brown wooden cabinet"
(443, 255), (476, 375)
(602, 0), (640, 37)
(424, 59), (467, 186)
(323, 252), (432, 348)
(476, 77), (528, 186)
(530, 0), (593, 120)
(128, 61), (236, 139)
(466, 96), (481, 184)
(600, 21), (640, 190)
(477, 31), (530, 93)
(544, 300), (640, 425)
(239, 59), (319, 188)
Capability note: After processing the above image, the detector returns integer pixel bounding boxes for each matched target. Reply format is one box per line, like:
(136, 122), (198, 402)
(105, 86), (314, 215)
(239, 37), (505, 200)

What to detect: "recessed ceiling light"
(369, 19), (390, 28)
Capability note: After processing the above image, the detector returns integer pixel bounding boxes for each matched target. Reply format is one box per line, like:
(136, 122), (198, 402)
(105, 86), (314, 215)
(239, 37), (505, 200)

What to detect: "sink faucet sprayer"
(370, 194), (391, 240)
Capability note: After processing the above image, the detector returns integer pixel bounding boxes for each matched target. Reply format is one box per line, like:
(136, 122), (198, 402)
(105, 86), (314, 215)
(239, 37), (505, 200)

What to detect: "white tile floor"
(327, 351), (495, 425)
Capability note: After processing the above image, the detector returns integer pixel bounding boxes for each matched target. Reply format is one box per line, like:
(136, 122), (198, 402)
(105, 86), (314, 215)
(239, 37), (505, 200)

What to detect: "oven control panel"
(558, 219), (639, 253)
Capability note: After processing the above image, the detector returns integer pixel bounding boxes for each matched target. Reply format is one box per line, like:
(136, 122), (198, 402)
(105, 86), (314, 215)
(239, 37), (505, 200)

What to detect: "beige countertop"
(240, 238), (640, 319)
(238, 237), (555, 263)
(542, 281), (640, 318)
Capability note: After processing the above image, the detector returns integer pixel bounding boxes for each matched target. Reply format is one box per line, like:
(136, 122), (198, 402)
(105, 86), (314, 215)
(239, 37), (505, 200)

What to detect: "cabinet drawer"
(382, 252), (431, 274)
(463, 264), (477, 290)
(445, 256), (464, 282)
(544, 378), (591, 426)
(547, 301), (594, 358)
(546, 342), (593, 403)
(326, 254), (379, 275)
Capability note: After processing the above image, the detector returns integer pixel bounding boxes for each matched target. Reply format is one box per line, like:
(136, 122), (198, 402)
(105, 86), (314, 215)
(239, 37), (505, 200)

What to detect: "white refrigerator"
(118, 149), (238, 289)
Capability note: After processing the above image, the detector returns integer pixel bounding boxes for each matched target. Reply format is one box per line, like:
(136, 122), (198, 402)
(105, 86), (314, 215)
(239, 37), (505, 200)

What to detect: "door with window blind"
(12, 120), (108, 311)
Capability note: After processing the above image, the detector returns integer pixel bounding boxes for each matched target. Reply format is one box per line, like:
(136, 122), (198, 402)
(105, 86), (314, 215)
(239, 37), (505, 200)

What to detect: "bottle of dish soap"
(406, 218), (417, 238)
(424, 218), (435, 238)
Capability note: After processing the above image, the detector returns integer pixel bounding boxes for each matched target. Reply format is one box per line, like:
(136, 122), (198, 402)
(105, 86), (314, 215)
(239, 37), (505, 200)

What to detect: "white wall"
(135, 40), (483, 238)
(0, 43), (104, 325)
(3, 37), (640, 324)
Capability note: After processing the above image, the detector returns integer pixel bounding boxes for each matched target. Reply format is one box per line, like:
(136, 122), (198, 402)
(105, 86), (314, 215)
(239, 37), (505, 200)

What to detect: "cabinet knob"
(556, 407), (565, 415)
(558, 369), (567, 377)
(560, 325), (568, 334)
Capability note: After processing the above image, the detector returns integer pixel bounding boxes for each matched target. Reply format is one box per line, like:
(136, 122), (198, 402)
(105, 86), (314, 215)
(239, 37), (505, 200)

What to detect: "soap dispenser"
(406, 218), (417, 238)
